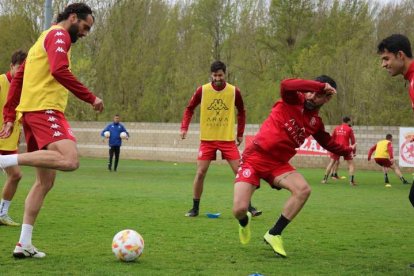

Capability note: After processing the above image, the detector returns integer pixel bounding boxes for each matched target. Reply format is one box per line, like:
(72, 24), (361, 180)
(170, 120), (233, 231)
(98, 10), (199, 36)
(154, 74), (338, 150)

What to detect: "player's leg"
(185, 159), (211, 217)
(332, 160), (340, 179)
(322, 158), (335, 183)
(264, 171), (311, 257)
(347, 159), (356, 186)
(13, 167), (56, 259)
(0, 165), (22, 226)
(228, 158), (262, 217)
(113, 146), (120, 172)
(409, 182), (414, 207)
(382, 165), (391, 187)
(108, 147), (114, 171)
(233, 181), (256, 244)
(391, 164), (409, 184)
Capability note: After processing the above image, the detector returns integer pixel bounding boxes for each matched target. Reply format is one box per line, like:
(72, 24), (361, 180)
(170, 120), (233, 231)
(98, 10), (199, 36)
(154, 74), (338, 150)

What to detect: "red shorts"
(235, 144), (295, 189)
(22, 110), (76, 152)
(329, 152), (353, 161)
(374, 158), (392, 168)
(0, 150), (17, 155)
(198, 141), (240, 160)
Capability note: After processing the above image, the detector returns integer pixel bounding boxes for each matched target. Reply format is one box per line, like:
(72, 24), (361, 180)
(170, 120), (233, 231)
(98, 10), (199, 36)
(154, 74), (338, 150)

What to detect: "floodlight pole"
(43, 0), (53, 30)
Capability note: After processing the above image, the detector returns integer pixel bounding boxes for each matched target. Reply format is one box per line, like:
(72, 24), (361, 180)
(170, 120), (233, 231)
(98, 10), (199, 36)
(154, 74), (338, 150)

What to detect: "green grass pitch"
(0, 158), (413, 275)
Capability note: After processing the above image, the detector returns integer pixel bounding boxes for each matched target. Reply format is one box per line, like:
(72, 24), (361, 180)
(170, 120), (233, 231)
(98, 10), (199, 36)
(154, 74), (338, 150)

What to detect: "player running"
(367, 134), (409, 187)
(233, 76), (356, 257)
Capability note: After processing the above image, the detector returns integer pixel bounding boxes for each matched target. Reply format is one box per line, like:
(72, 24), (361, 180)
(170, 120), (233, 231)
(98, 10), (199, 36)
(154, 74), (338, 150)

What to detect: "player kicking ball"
(232, 76), (355, 257)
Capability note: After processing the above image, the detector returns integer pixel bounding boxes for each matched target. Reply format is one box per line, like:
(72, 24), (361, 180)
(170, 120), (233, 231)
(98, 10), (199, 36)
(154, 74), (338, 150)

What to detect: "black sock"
(350, 175), (354, 182)
(192, 199), (200, 210)
(400, 176), (407, 183)
(385, 173), (389, 183)
(330, 173), (334, 177)
(323, 175), (328, 181)
(269, 214), (291, 236)
(334, 173), (338, 177)
(409, 183), (414, 207)
(239, 214), (249, 227)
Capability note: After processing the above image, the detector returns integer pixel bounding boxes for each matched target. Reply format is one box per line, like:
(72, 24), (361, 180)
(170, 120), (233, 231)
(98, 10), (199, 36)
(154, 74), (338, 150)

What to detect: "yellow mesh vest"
(0, 74), (21, 151)
(17, 25), (71, 113)
(199, 83), (236, 141)
(374, 140), (391, 159)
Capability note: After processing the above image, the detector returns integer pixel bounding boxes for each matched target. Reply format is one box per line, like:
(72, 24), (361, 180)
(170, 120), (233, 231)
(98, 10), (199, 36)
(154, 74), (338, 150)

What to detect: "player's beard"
(304, 100), (322, 111)
(212, 80), (224, 88)
(68, 23), (80, 43)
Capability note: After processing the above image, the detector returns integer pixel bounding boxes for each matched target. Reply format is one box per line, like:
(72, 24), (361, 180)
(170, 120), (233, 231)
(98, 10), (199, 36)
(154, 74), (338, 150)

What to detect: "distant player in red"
(233, 75), (356, 257)
(367, 134), (408, 187)
(321, 116), (356, 186)
(377, 34), (414, 207)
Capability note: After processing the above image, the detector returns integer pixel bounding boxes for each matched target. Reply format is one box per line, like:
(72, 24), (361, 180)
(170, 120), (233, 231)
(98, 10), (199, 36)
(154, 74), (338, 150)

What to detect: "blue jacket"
(101, 123), (129, 147)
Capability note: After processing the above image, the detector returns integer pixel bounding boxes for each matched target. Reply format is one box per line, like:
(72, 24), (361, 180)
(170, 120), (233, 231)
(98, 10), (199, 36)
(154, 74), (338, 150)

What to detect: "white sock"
(0, 199), (11, 216)
(0, 154), (18, 168)
(19, 224), (33, 246)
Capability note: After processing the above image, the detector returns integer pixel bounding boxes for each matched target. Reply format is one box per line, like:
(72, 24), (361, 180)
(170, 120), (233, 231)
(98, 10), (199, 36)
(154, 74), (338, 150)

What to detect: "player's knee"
(61, 159), (79, 171)
(8, 171), (22, 182)
(232, 205), (248, 218)
(294, 185), (311, 200)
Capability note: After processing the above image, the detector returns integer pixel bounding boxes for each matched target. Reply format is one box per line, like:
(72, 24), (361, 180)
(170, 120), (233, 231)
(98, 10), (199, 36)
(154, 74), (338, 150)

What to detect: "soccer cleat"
(13, 243), (46, 258)
(403, 180), (409, 185)
(331, 176), (339, 180)
(185, 208), (199, 217)
(0, 214), (20, 226)
(385, 184), (392, 188)
(239, 212), (252, 245)
(349, 181), (357, 186)
(321, 179), (327, 184)
(340, 176), (347, 180)
(248, 205), (262, 217)
(264, 231), (287, 257)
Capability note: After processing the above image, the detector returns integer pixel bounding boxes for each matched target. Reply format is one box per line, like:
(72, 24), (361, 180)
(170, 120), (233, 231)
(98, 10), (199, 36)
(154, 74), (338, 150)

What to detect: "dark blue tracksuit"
(101, 123), (129, 171)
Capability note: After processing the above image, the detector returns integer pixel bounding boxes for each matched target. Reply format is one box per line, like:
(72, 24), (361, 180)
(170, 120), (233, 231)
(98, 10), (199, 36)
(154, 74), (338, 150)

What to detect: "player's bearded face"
(304, 92), (331, 110)
(68, 22), (80, 43)
(211, 70), (225, 87)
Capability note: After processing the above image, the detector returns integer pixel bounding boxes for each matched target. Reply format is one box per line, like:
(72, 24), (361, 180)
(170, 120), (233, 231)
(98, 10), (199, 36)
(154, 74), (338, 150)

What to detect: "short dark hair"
(342, 116), (351, 123)
(386, 134), (393, 140)
(314, 75), (337, 89)
(377, 34), (413, 58)
(210, 61), (226, 73)
(11, 50), (27, 65)
(56, 3), (94, 23)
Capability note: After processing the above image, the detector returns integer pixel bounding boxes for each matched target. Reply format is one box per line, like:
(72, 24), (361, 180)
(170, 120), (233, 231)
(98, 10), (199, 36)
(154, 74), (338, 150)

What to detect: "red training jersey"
(331, 123), (356, 153)
(180, 81), (246, 138)
(404, 61), (414, 111)
(252, 78), (353, 162)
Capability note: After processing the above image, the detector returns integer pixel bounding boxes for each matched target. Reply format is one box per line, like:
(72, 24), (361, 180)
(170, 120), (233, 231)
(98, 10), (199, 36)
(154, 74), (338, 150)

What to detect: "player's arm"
(180, 87), (202, 139)
(44, 29), (103, 112)
(313, 123), (353, 156)
(388, 142), (394, 160)
(367, 144), (376, 161)
(280, 78), (326, 104)
(235, 87), (245, 146)
(0, 62), (25, 138)
(350, 129), (356, 155)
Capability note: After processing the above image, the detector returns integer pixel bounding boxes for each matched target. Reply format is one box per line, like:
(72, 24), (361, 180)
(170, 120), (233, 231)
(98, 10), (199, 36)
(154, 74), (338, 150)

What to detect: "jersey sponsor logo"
(68, 128), (75, 137)
(56, 47), (66, 53)
(207, 99), (229, 116)
(198, 150), (203, 157)
(284, 119), (306, 147)
(55, 39), (65, 44)
(54, 31), (64, 36)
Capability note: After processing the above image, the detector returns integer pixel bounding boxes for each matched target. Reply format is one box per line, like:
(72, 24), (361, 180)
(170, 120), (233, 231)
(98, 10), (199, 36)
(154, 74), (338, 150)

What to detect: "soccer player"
(377, 34), (414, 207)
(0, 50), (27, 226)
(101, 114), (129, 172)
(367, 134), (409, 187)
(233, 76), (356, 257)
(181, 61), (261, 217)
(0, 3), (103, 258)
(321, 116), (356, 186)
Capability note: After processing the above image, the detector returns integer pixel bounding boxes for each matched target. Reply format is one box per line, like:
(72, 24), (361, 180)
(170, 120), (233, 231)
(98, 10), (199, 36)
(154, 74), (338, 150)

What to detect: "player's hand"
(350, 143), (357, 151)
(180, 130), (187, 140)
(93, 97), (104, 113)
(323, 83), (337, 96)
(236, 136), (243, 146)
(0, 122), (14, 139)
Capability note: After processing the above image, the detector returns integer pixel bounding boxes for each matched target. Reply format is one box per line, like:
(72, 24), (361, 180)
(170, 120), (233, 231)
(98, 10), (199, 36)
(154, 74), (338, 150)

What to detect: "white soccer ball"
(104, 131), (110, 138)
(120, 132), (128, 139)
(112, 229), (144, 262)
